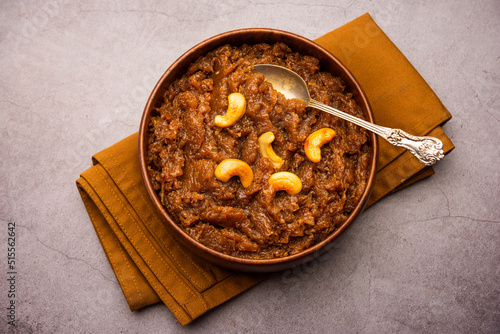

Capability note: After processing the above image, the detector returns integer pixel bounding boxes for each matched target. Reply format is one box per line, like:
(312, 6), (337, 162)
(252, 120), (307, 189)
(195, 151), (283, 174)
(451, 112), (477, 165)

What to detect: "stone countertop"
(1, 1), (499, 333)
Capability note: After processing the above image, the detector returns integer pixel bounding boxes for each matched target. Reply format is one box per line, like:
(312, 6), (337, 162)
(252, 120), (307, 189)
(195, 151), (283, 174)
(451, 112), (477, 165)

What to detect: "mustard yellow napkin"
(76, 134), (264, 325)
(76, 13), (454, 326)
(315, 13), (454, 205)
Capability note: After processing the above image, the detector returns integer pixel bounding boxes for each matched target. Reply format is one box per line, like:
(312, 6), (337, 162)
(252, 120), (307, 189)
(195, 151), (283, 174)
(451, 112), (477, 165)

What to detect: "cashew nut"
(258, 132), (283, 169)
(304, 128), (336, 162)
(214, 92), (246, 127)
(215, 159), (253, 188)
(268, 172), (302, 195)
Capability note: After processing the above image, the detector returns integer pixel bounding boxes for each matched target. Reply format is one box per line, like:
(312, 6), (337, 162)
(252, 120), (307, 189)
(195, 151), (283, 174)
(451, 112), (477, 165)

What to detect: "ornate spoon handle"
(379, 128), (444, 166)
(308, 99), (445, 166)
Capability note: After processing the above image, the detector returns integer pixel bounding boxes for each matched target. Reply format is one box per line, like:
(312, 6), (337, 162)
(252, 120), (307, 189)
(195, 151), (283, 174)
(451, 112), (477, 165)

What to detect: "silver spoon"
(253, 64), (445, 166)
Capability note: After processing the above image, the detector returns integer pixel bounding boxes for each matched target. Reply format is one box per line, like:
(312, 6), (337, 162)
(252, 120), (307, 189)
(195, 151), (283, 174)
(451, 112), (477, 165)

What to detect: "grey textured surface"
(1, 1), (499, 333)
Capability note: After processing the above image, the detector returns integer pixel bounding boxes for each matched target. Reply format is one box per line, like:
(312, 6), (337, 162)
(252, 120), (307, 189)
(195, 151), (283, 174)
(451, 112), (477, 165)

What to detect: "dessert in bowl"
(139, 28), (378, 272)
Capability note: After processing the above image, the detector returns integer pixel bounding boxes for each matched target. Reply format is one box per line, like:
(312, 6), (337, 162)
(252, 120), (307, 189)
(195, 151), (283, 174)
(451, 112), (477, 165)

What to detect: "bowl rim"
(138, 28), (378, 271)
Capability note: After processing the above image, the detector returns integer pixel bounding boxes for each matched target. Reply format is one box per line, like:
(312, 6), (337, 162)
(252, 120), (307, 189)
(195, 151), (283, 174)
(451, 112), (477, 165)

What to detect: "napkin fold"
(314, 14), (454, 206)
(76, 13), (454, 326)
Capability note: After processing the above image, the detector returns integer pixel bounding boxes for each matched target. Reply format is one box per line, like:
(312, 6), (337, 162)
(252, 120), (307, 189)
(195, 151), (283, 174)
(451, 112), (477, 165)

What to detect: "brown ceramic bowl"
(138, 28), (378, 272)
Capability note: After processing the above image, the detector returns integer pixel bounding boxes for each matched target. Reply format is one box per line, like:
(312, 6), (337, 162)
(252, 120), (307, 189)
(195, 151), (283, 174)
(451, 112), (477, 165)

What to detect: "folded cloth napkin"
(314, 13), (454, 206)
(76, 13), (454, 326)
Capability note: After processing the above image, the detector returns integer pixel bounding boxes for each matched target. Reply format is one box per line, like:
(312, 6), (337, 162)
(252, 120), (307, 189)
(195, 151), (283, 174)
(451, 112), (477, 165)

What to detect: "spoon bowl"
(254, 64), (445, 166)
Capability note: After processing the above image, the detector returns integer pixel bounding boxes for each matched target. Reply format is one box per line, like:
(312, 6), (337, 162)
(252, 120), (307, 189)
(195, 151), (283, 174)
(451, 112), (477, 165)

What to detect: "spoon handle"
(308, 100), (445, 166)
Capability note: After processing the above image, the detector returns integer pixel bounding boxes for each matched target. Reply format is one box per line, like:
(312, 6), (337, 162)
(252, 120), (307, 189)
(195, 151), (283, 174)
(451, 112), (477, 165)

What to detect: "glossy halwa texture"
(146, 42), (372, 259)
